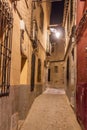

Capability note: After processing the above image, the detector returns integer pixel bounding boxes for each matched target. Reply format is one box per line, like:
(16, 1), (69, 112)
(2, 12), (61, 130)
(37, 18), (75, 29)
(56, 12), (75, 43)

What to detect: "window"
(39, 5), (44, 32)
(70, 0), (73, 22)
(32, 20), (38, 41)
(31, 19), (38, 48)
(54, 66), (58, 73)
(0, 1), (13, 96)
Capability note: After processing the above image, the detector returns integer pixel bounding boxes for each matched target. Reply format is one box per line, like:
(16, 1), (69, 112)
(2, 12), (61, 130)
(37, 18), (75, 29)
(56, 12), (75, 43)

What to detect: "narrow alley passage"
(20, 88), (81, 130)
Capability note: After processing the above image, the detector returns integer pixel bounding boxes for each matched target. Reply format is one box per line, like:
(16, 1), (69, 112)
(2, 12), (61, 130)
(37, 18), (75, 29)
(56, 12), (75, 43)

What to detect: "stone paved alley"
(20, 88), (82, 130)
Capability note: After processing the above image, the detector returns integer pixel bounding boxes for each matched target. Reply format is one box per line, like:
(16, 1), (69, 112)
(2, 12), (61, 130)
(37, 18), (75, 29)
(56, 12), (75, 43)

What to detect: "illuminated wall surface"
(0, 0), (51, 130)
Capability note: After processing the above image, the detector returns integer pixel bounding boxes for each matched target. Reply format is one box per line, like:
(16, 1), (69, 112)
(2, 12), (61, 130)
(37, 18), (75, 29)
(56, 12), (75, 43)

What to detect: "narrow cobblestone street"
(20, 88), (82, 130)
(0, 1), (87, 130)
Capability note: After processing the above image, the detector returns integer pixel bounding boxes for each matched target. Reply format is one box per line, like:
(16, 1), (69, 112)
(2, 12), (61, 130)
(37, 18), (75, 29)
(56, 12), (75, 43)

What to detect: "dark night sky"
(50, 0), (64, 25)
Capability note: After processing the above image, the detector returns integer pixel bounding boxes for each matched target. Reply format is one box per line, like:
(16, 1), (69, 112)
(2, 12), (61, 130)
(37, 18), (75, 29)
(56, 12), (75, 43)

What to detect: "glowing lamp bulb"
(55, 31), (61, 38)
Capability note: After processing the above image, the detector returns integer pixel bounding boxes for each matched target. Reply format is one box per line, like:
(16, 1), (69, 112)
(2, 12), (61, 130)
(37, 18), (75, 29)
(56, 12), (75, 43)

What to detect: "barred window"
(0, 1), (13, 97)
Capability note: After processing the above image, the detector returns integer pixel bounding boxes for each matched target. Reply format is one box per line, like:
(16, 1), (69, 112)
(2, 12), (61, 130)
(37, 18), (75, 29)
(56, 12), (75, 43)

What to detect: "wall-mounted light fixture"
(50, 28), (61, 39)
(49, 27), (61, 39)
(48, 24), (64, 42)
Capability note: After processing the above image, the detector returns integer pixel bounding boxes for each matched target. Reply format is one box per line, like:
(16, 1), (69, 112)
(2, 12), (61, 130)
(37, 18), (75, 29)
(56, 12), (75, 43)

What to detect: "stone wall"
(10, 0), (32, 85)
(64, 44), (77, 103)
(0, 1), (51, 130)
(49, 61), (65, 88)
(0, 85), (43, 130)
(63, 0), (76, 106)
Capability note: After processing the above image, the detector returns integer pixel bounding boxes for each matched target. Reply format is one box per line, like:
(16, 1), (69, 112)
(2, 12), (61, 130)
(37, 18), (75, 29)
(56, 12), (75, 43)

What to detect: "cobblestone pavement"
(20, 88), (82, 130)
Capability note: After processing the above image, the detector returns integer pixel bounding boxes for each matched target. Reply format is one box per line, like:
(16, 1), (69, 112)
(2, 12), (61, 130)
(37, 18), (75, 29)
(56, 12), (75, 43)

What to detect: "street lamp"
(50, 28), (61, 39)
(48, 24), (65, 43)
(55, 31), (61, 39)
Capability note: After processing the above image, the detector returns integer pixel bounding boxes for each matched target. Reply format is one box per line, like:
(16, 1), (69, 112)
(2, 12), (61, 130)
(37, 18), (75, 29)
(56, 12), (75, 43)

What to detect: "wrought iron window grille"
(0, 1), (13, 97)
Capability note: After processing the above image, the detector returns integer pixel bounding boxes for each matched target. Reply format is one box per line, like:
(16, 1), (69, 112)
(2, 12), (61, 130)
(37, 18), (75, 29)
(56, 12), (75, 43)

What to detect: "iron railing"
(0, 0), (13, 97)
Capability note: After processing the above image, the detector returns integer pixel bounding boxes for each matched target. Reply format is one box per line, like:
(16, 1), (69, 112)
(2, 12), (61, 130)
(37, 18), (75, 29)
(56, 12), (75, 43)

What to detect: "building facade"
(76, 0), (87, 130)
(63, 0), (77, 106)
(49, 61), (64, 88)
(46, 34), (65, 88)
(0, 0), (51, 130)
(76, 0), (87, 84)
